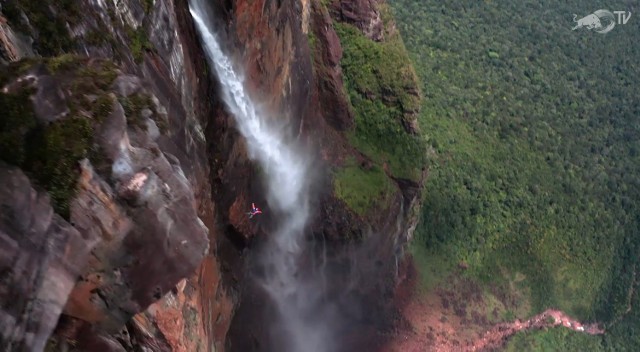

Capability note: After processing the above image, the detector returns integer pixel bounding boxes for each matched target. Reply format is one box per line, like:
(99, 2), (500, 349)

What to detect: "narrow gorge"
(189, 1), (332, 350)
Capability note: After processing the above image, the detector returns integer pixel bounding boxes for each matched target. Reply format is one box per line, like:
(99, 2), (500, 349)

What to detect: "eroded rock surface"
(0, 163), (95, 352)
(0, 0), (233, 347)
(330, 0), (385, 41)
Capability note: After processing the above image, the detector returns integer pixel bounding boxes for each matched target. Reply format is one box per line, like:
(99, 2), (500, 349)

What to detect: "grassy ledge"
(333, 158), (394, 217)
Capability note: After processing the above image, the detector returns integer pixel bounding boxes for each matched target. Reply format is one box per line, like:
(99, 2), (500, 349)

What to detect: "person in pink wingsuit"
(247, 203), (262, 219)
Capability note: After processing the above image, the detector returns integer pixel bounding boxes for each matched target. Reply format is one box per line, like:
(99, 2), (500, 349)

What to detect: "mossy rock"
(119, 93), (152, 130)
(0, 56), (118, 219)
(0, 87), (37, 166)
(143, 0), (154, 14)
(46, 53), (79, 74)
(1, 0), (79, 56)
(126, 26), (153, 64)
(333, 21), (426, 181)
(333, 158), (395, 216)
(23, 116), (93, 218)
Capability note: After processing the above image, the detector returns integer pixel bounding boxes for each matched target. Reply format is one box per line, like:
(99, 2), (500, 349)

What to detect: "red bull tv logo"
(572, 9), (632, 33)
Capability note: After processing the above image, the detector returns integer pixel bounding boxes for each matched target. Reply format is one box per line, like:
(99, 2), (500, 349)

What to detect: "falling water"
(188, 2), (334, 351)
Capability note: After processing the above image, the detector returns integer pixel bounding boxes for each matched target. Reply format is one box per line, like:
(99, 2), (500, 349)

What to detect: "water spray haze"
(189, 2), (335, 351)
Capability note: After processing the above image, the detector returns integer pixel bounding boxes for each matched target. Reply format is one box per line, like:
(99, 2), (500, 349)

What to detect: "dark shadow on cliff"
(224, 175), (406, 352)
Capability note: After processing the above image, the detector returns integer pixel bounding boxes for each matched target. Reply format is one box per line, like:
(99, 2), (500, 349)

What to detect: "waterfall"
(188, 2), (334, 351)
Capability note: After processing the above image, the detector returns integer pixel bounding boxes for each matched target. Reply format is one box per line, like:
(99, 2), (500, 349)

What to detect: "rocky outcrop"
(0, 0), (234, 350)
(329, 0), (385, 41)
(0, 163), (95, 352)
(0, 15), (33, 62)
(310, 1), (355, 132)
(0, 53), (213, 350)
(63, 84), (210, 332)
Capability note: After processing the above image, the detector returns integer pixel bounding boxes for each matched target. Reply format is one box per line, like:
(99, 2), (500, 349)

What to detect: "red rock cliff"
(0, 0), (424, 351)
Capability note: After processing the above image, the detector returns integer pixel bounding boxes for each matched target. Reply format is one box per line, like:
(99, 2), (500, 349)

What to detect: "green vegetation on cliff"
(390, 0), (640, 349)
(120, 93), (152, 129)
(505, 328), (606, 351)
(0, 56), (117, 218)
(328, 2), (427, 216)
(333, 157), (394, 216)
(1, 0), (78, 55)
(126, 26), (153, 64)
(24, 115), (93, 218)
(0, 87), (37, 166)
(334, 20), (426, 182)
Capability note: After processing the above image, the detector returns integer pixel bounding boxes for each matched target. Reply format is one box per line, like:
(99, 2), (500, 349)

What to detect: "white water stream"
(188, 2), (333, 351)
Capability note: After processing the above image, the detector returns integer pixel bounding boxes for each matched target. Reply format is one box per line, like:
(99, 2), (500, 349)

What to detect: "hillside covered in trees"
(389, 0), (640, 349)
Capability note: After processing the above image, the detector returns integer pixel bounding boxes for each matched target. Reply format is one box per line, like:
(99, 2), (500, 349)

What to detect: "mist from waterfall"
(188, 2), (336, 351)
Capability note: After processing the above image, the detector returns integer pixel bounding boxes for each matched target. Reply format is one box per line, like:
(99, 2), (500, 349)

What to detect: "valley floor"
(383, 256), (605, 352)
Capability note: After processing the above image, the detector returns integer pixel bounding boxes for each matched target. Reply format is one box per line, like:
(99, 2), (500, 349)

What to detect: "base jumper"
(247, 203), (262, 219)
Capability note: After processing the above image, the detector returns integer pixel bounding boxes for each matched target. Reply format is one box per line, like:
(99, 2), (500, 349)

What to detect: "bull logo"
(572, 9), (616, 33)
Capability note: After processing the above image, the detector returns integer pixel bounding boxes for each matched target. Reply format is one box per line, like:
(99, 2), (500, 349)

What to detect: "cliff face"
(0, 0), (232, 351)
(204, 0), (425, 350)
(0, 0), (424, 351)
